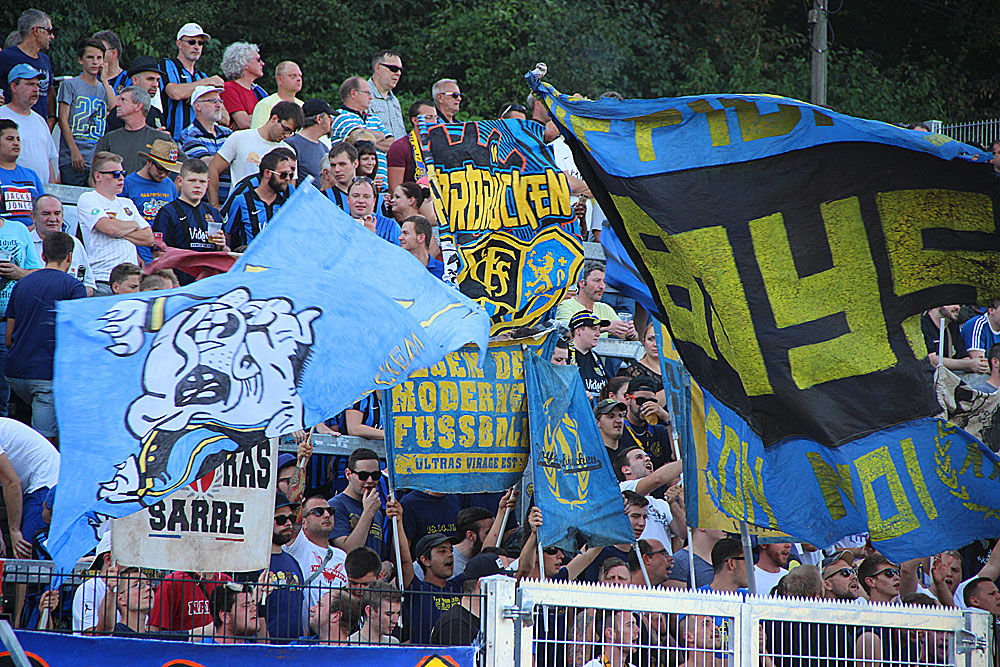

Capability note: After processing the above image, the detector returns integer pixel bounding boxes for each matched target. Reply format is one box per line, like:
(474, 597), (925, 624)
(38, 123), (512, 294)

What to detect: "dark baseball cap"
(302, 98), (335, 117)
(593, 398), (626, 417)
(275, 491), (296, 510)
(277, 453), (296, 472)
(463, 553), (513, 581)
(627, 376), (660, 395)
(821, 551), (854, 571)
(414, 532), (458, 559)
(569, 311), (609, 330)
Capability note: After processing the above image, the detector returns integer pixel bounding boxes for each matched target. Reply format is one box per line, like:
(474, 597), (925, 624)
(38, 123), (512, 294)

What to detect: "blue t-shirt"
(403, 577), (461, 645)
(400, 491), (461, 546)
(427, 255), (445, 279)
(328, 491), (386, 558)
(0, 47), (53, 119)
(374, 213), (400, 245)
(5, 268), (87, 380)
(263, 550), (304, 642)
(0, 165), (45, 225)
(123, 172), (177, 263)
(0, 221), (42, 314)
(961, 313), (1000, 354)
(667, 547), (716, 588)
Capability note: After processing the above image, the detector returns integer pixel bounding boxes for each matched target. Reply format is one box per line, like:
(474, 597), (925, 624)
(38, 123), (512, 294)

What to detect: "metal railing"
(481, 577), (995, 667)
(939, 119), (1000, 150)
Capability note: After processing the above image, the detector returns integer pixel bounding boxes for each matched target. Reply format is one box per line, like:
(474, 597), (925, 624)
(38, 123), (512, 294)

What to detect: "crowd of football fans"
(0, 7), (996, 660)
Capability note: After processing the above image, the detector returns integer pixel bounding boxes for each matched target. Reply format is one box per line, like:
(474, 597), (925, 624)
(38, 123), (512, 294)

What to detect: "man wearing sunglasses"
(328, 448), (386, 557)
(222, 147), (295, 250)
(284, 495), (348, 633)
(77, 151), (153, 296)
(160, 23), (225, 141)
(368, 51), (405, 141)
(432, 79), (462, 123)
(260, 491), (305, 642)
(858, 554), (901, 604)
(620, 376), (673, 471)
(0, 10), (55, 125)
(821, 551), (862, 601)
(209, 101), (302, 207)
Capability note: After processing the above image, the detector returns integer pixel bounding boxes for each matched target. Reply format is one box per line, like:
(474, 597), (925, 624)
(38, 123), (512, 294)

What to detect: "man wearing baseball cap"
(619, 375), (673, 469)
(430, 552), (512, 645)
(821, 551), (862, 601)
(263, 491), (305, 641)
(0, 64), (57, 183)
(178, 85), (233, 202)
(285, 98), (337, 184)
(160, 23), (225, 141)
(569, 310), (609, 400)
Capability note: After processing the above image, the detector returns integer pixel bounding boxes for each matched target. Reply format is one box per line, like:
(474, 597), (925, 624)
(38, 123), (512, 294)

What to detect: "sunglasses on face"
(350, 469), (379, 481)
(183, 39), (206, 46)
(543, 547), (560, 555)
(631, 396), (655, 407)
(270, 170), (295, 180)
(36, 26), (55, 34)
(274, 513), (296, 525)
(875, 567), (900, 579)
(379, 63), (403, 74)
(823, 567), (857, 580)
(440, 92), (462, 100)
(279, 122), (296, 134)
(99, 169), (126, 178)
(306, 506), (334, 517)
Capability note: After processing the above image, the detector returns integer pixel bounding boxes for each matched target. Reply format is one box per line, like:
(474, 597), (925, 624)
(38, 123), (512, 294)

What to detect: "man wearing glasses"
(209, 100), (302, 207)
(858, 553), (901, 604)
(432, 79), (462, 123)
(328, 447), (387, 557)
(331, 77), (393, 152)
(821, 551), (862, 601)
(284, 495), (349, 632)
(76, 151), (153, 296)
(0, 10), (55, 126)
(368, 51), (405, 141)
(260, 491), (305, 642)
(179, 85), (233, 202)
(221, 148), (295, 250)
(160, 23), (226, 141)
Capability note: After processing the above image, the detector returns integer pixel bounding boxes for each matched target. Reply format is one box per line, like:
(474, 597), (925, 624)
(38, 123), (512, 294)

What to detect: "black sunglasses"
(99, 169), (126, 178)
(632, 396), (655, 407)
(306, 507), (334, 517)
(183, 38), (206, 46)
(350, 469), (379, 481)
(379, 63), (403, 74)
(874, 567), (900, 579)
(274, 513), (296, 525)
(823, 567), (857, 580)
(543, 547), (561, 555)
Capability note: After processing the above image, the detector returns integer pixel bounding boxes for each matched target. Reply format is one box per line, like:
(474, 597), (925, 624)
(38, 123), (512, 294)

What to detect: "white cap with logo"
(176, 23), (210, 41)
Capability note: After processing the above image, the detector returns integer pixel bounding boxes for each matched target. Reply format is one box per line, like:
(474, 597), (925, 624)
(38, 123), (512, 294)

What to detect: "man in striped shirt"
(160, 23), (225, 141)
(961, 301), (1000, 364)
(330, 77), (393, 179)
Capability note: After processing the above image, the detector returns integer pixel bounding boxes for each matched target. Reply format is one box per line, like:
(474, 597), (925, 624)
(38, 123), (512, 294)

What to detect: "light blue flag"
(524, 351), (634, 551)
(49, 183), (489, 574)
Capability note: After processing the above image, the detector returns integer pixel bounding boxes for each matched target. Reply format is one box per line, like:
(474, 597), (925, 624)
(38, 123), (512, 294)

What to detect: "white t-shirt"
(754, 565), (788, 596)
(0, 106), (57, 183)
(216, 128), (292, 185)
(0, 417), (59, 493)
(284, 530), (347, 628)
(30, 228), (96, 291)
(619, 479), (674, 553)
(76, 190), (148, 282)
(72, 575), (121, 632)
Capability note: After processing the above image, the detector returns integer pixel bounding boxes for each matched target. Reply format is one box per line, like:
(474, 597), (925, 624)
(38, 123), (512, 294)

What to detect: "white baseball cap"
(191, 84), (224, 105)
(177, 23), (210, 41)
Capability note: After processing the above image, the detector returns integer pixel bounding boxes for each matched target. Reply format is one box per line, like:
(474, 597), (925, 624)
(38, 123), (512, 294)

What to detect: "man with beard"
(261, 492), (304, 642)
(754, 543), (790, 596)
(222, 148), (294, 250)
(556, 261), (634, 339)
(328, 448), (386, 558)
(284, 495), (348, 633)
(821, 551), (862, 601)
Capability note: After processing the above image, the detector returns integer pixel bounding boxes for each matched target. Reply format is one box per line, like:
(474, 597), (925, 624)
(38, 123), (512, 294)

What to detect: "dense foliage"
(5, 0), (998, 123)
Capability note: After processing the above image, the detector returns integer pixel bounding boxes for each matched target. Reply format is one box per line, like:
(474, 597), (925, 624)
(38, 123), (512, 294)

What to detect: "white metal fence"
(481, 577), (995, 667)
(939, 119), (1000, 150)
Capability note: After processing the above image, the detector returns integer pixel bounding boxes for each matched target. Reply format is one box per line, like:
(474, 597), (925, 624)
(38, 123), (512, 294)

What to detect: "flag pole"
(937, 315), (946, 368)
(635, 541), (652, 587)
(385, 471), (405, 592)
(670, 429), (697, 590)
(740, 520), (757, 596)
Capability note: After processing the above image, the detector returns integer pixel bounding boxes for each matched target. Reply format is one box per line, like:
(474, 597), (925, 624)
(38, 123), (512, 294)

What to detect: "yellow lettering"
(438, 415), (455, 449)
(392, 383), (415, 413)
(495, 383), (510, 412)
(855, 446), (919, 540)
(716, 426), (744, 516)
(461, 351), (484, 378)
(417, 381), (436, 412)
(495, 417), (509, 449)
(458, 415), (476, 448)
(478, 415), (494, 448)
(430, 360), (448, 377)
(393, 416), (412, 447)
(510, 351), (523, 380)
(546, 169), (571, 217)
(493, 352), (510, 380)
(719, 98), (801, 142)
(444, 353), (466, 378)
(624, 109), (683, 161)
(459, 381), (477, 411)
(749, 197), (895, 389)
(565, 112), (611, 152)
(477, 382), (495, 412)
(687, 99), (730, 147)
(900, 437), (938, 520)
(440, 381), (459, 411)
(805, 452), (854, 520)
(416, 416), (435, 449)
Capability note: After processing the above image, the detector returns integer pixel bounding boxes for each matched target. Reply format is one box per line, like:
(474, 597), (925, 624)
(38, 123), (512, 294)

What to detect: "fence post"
(482, 574), (517, 667)
(961, 608), (993, 667)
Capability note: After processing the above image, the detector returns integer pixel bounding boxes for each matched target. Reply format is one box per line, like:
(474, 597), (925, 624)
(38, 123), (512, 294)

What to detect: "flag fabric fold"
(50, 183), (489, 574)
(527, 73), (1000, 557)
(524, 350), (634, 551)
